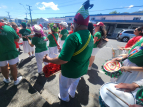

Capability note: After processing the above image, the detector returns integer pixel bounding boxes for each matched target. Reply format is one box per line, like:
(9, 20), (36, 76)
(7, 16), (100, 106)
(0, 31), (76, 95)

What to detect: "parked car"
(116, 29), (135, 42)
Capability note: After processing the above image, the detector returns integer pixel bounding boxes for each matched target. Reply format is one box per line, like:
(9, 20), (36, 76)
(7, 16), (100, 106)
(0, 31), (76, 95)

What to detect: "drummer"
(99, 36), (143, 106)
(43, 0), (94, 103)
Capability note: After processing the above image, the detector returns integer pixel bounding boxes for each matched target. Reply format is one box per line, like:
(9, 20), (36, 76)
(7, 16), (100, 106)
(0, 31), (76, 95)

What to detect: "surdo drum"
(100, 82), (135, 107)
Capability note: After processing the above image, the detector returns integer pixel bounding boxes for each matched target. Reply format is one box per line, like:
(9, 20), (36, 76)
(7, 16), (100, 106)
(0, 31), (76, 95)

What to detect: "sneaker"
(32, 54), (35, 57)
(14, 76), (23, 85)
(3, 78), (11, 83)
(29, 55), (31, 58)
(88, 67), (92, 70)
(38, 71), (44, 75)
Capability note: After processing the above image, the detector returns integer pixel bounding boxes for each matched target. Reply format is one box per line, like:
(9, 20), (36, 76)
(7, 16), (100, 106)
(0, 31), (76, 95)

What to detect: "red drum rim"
(103, 61), (121, 73)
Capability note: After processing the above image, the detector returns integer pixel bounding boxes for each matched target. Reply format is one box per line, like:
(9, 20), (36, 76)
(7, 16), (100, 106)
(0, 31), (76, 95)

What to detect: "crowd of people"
(0, 0), (143, 107)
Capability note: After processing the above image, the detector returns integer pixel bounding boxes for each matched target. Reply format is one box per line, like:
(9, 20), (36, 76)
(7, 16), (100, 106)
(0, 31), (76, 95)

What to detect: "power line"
(31, 5), (143, 14)
(19, 3), (28, 13)
(27, 5), (33, 25)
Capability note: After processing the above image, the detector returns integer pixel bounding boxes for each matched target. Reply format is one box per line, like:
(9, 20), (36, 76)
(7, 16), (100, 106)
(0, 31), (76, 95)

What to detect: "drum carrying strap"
(73, 33), (91, 56)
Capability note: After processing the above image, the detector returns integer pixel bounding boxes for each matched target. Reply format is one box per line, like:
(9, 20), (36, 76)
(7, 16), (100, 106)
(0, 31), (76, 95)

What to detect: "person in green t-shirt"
(88, 22), (107, 70)
(43, 0), (94, 102)
(46, 23), (59, 58)
(26, 25), (48, 74)
(19, 22), (34, 57)
(59, 22), (69, 49)
(0, 22), (22, 85)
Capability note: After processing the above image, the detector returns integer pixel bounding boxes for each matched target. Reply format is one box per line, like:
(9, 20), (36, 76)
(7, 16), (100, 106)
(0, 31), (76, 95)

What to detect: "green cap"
(21, 22), (26, 27)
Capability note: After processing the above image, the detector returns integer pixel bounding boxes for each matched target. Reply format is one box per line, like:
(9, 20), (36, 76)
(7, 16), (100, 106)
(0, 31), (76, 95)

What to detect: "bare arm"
(43, 56), (68, 65)
(121, 66), (143, 72)
(26, 37), (34, 47)
(94, 37), (98, 44)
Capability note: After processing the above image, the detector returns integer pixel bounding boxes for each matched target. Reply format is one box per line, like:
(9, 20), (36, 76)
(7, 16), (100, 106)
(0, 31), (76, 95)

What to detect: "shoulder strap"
(73, 33), (91, 56)
(51, 33), (60, 49)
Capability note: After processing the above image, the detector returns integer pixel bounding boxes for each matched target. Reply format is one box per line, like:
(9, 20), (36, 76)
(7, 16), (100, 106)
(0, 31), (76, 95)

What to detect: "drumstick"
(106, 88), (129, 106)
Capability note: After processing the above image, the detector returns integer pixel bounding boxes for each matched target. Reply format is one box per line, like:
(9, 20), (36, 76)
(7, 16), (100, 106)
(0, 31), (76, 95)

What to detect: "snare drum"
(100, 82), (135, 107)
(102, 60), (122, 78)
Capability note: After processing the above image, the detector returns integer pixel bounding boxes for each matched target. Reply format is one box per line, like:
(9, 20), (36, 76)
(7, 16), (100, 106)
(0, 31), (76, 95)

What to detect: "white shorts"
(60, 40), (65, 49)
(49, 46), (58, 58)
(91, 48), (100, 56)
(23, 41), (35, 53)
(0, 57), (19, 67)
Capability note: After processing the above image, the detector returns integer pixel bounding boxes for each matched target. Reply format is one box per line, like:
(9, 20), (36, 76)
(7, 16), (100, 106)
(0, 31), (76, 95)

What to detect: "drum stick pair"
(106, 88), (130, 106)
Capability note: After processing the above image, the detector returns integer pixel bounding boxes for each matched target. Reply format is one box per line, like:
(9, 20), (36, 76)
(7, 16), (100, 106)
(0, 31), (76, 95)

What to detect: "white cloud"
(37, 2), (59, 11)
(128, 5), (134, 9)
(0, 5), (7, 9)
(36, 2), (40, 6)
(139, 8), (143, 11)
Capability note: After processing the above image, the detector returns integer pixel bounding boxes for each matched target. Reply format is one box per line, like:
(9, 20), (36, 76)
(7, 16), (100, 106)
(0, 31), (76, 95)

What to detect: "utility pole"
(27, 5), (32, 25)
(6, 11), (11, 22)
(25, 13), (27, 23)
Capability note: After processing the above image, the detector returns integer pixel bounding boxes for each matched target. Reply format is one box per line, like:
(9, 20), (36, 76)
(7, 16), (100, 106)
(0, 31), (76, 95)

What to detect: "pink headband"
(32, 26), (45, 37)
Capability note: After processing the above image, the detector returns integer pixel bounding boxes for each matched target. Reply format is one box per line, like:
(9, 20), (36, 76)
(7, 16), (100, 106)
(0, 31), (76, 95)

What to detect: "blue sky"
(0, 0), (143, 19)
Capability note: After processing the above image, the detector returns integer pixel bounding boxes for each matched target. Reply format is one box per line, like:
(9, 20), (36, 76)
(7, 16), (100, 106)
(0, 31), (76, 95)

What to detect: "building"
(65, 13), (143, 38)
(37, 18), (49, 27)
(37, 17), (65, 28)
(15, 19), (25, 26)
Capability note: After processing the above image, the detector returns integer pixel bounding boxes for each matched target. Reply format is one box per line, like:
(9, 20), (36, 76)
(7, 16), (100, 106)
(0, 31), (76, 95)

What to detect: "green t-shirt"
(93, 32), (102, 48)
(32, 36), (48, 53)
(128, 39), (143, 66)
(19, 29), (31, 41)
(60, 29), (69, 40)
(0, 25), (19, 61)
(47, 33), (58, 47)
(58, 30), (93, 78)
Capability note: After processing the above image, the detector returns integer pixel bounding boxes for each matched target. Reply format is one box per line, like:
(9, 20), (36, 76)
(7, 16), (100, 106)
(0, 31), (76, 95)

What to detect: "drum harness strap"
(73, 33), (91, 56)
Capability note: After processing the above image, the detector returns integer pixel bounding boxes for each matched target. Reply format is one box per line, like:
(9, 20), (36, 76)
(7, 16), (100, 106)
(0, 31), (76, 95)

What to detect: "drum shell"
(100, 82), (135, 107)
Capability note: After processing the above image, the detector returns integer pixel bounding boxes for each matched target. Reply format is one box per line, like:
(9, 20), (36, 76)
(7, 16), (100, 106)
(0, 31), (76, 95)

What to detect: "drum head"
(104, 61), (121, 73)
(100, 83), (135, 107)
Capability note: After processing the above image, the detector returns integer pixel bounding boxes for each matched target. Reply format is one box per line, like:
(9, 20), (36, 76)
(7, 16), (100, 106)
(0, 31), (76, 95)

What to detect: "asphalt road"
(17, 39), (127, 107)
(93, 39), (126, 73)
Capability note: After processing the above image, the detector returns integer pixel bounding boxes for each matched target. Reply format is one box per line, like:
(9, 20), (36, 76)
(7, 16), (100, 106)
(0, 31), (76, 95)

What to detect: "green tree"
(3, 18), (7, 21)
(109, 11), (120, 14)
(27, 19), (37, 24)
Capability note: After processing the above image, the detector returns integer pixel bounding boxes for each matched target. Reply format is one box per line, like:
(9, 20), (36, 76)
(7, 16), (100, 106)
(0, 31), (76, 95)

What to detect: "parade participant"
(43, 0), (94, 102)
(0, 22), (22, 85)
(39, 24), (43, 29)
(119, 27), (143, 50)
(88, 22), (107, 70)
(99, 38), (143, 106)
(11, 22), (21, 51)
(26, 25), (48, 74)
(59, 22), (69, 49)
(47, 23), (59, 58)
(69, 24), (74, 34)
(88, 22), (94, 35)
(27, 24), (32, 31)
(19, 22), (34, 57)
